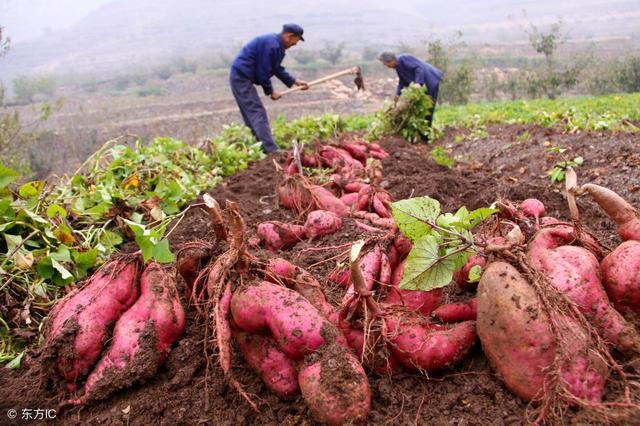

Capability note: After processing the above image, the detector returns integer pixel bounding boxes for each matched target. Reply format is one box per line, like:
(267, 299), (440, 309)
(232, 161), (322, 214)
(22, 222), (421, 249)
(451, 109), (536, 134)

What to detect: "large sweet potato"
(42, 259), (140, 391)
(477, 262), (607, 402)
(601, 240), (640, 315)
(527, 227), (640, 353)
(304, 210), (342, 239)
(70, 262), (185, 404)
(257, 221), (306, 252)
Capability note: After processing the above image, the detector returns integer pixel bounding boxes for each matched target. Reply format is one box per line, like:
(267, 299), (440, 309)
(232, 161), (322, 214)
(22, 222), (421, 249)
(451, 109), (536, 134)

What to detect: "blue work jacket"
(231, 33), (296, 96)
(395, 54), (443, 98)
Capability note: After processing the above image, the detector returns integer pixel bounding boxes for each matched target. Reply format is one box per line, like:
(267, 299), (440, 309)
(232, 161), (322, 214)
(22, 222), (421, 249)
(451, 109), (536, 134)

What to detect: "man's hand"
(294, 80), (309, 90)
(271, 91), (282, 101)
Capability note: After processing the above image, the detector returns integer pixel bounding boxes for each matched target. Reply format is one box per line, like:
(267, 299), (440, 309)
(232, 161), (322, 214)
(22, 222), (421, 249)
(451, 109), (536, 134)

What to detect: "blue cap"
(282, 23), (304, 41)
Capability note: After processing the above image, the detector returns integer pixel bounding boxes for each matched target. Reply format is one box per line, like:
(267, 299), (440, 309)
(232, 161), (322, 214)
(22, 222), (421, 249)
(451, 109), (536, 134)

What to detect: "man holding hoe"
(230, 24), (309, 153)
(378, 52), (443, 141)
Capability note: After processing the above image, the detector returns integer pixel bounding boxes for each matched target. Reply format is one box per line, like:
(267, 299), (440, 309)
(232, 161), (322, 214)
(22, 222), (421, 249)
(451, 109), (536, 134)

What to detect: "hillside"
(1, 0), (640, 80)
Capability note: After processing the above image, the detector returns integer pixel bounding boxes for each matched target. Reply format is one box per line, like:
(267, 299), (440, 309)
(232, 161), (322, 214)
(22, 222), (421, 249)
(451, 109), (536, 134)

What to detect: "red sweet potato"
(298, 343), (371, 425)
(344, 181), (367, 193)
(575, 183), (640, 241)
(176, 244), (213, 299)
(70, 262), (185, 404)
(234, 331), (300, 399)
(340, 192), (359, 207)
(433, 299), (477, 323)
(393, 234), (413, 259)
(309, 185), (349, 217)
(304, 210), (342, 239)
(301, 153), (319, 168)
(453, 253), (486, 291)
(343, 142), (368, 163)
(277, 177), (313, 214)
(527, 227), (640, 353)
(257, 221), (306, 252)
(328, 267), (351, 287)
(383, 260), (442, 316)
(520, 198), (546, 219)
(372, 193), (391, 218)
(231, 281), (335, 359)
(386, 313), (477, 372)
(600, 240), (640, 315)
(477, 262), (608, 402)
(42, 259), (140, 391)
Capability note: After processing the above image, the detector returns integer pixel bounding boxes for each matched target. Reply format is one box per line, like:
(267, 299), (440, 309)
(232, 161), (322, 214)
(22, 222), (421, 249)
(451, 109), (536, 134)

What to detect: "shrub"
(154, 65), (174, 80)
(319, 42), (346, 65)
(292, 50), (315, 66)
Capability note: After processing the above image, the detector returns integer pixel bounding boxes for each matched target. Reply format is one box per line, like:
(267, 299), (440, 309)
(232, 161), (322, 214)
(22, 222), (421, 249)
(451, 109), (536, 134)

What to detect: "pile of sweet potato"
(41, 258), (185, 406)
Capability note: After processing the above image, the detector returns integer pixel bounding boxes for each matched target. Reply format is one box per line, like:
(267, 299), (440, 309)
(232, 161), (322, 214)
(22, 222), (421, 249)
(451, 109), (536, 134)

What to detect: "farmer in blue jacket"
(379, 52), (443, 141)
(230, 24), (309, 153)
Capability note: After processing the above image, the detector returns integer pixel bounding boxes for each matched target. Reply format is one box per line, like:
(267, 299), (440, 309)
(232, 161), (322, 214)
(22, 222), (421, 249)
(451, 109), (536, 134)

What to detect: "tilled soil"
(1, 124), (639, 425)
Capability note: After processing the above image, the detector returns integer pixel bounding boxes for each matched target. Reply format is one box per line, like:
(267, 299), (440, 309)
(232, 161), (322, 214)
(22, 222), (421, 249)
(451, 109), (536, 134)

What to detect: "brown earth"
(1, 124), (639, 425)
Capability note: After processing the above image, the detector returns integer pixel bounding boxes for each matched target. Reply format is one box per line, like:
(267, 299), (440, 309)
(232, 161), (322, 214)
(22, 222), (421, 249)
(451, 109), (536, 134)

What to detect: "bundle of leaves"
(369, 83), (435, 143)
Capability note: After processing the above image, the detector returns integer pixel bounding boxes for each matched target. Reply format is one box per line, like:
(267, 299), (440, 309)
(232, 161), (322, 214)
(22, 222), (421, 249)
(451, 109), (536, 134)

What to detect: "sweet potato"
(372, 193), (391, 218)
(231, 281), (336, 359)
(257, 221), (306, 252)
(343, 142), (368, 163)
(298, 343), (371, 425)
(453, 253), (486, 291)
(304, 210), (342, 239)
(601, 240), (640, 315)
(234, 331), (300, 399)
(393, 234), (413, 259)
(383, 260), (441, 316)
(309, 185), (349, 217)
(277, 177), (313, 214)
(70, 262), (185, 404)
(344, 181), (367, 193)
(574, 183), (640, 241)
(433, 299), (477, 323)
(340, 192), (359, 207)
(301, 153), (319, 168)
(386, 314), (476, 372)
(477, 262), (608, 402)
(328, 267), (351, 287)
(520, 198), (546, 219)
(42, 259), (140, 391)
(527, 227), (640, 353)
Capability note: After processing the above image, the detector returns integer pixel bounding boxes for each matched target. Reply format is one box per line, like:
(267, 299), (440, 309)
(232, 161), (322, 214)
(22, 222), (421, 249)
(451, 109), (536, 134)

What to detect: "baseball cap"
(282, 23), (305, 41)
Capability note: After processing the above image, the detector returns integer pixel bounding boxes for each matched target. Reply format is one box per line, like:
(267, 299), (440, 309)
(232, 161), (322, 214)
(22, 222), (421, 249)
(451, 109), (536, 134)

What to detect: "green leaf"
(99, 230), (124, 248)
(399, 234), (457, 291)
(468, 265), (483, 283)
(0, 165), (20, 189)
(18, 181), (45, 198)
(5, 351), (24, 369)
(152, 239), (174, 263)
(36, 257), (54, 279)
(73, 249), (99, 277)
(46, 203), (67, 218)
(51, 258), (73, 280)
(468, 207), (499, 228)
(4, 234), (22, 252)
(391, 197), (441, 242)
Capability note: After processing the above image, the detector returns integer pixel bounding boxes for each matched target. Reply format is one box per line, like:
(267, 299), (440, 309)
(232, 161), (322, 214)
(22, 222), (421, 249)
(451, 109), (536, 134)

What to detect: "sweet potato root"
(453, 253), (486, 291)
(520, 198), (546, 219)
(231, 281), (337, 359)
(477, 261), (607, 402)
(433, 299), (477, 323)
(574, 183), (640, 241)
(257, 221), (306, 252)
(234, 331), (300, 399)
(42, 259), (140, 391)
(68, 262), (185, 404)
(298, 343), (371, 425)
(304, 210), (342, 239)
(527, 227), (640, 353)
(386, 314), (477, 372)
(601, 240), (640, 315)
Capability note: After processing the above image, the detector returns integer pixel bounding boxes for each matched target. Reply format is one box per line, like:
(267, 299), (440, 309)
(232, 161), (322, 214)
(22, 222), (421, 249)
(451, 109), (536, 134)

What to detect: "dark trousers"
(229, 72), (278, 153)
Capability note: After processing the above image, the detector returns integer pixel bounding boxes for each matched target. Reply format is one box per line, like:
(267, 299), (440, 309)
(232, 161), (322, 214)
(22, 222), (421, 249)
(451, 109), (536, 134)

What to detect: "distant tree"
(525, 20), (581, 99)
(319, 42), (345, 65)
(361, 45), (379, 62)
(425, 33), (474, 105)
(0, 25), (9, 58)
(617, 55), (640, 93)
